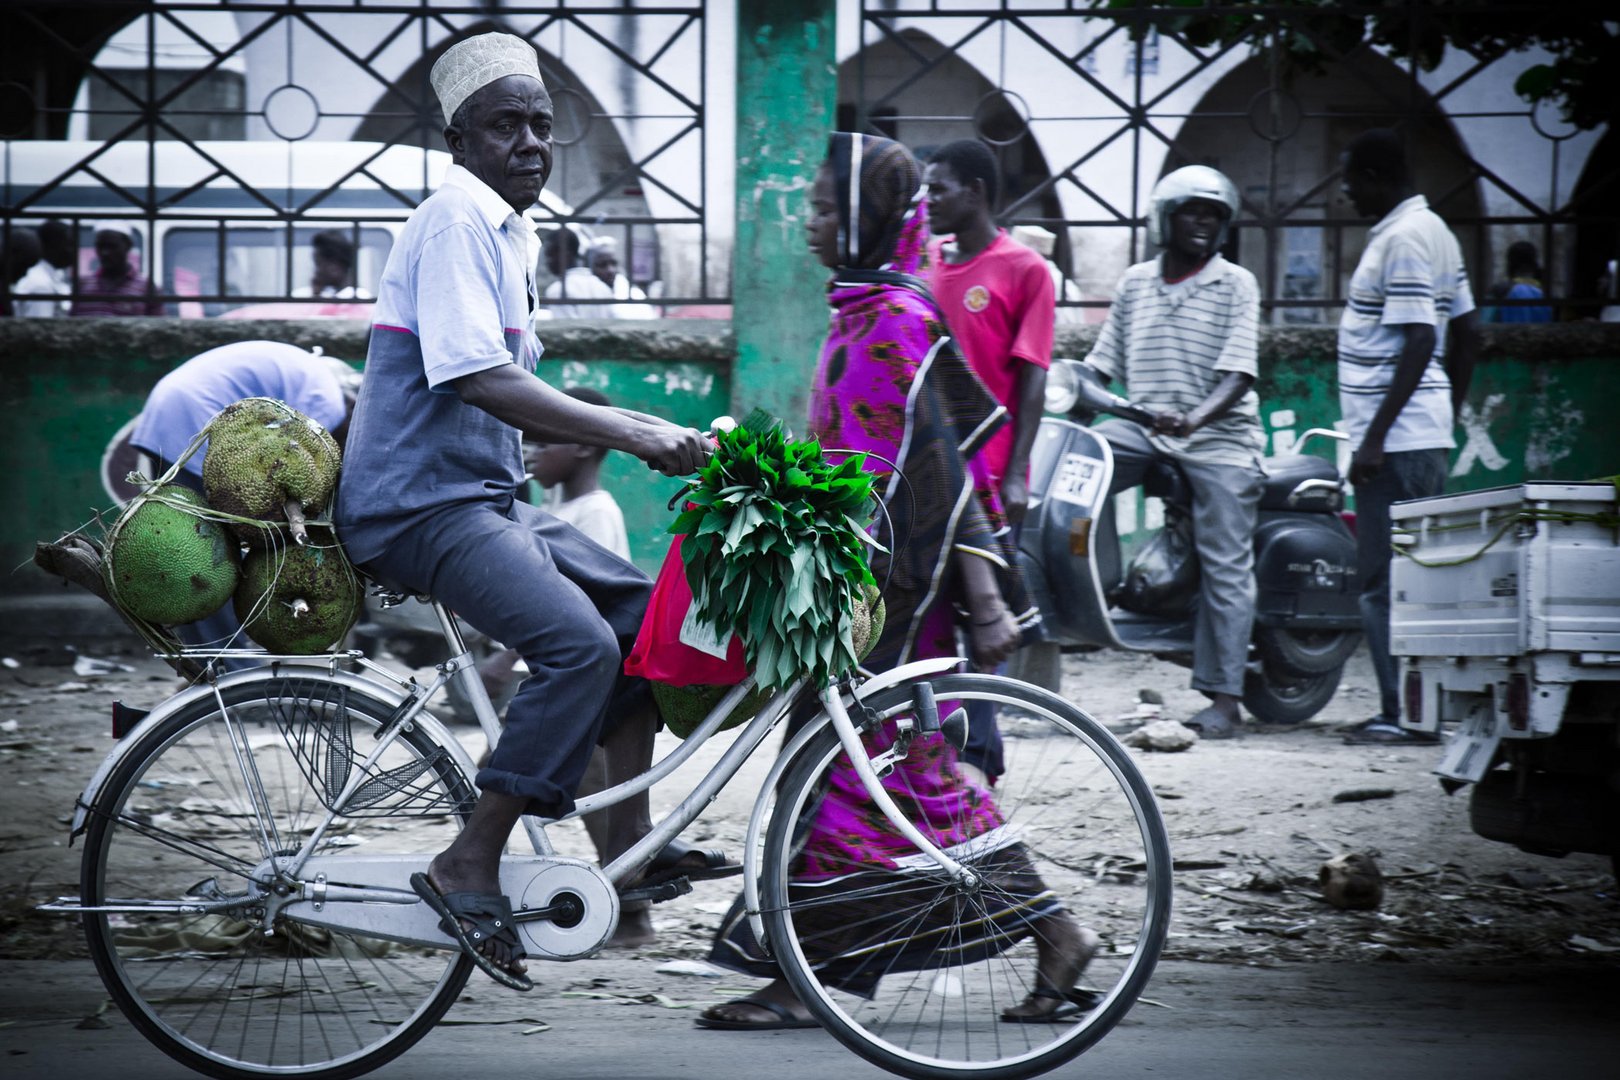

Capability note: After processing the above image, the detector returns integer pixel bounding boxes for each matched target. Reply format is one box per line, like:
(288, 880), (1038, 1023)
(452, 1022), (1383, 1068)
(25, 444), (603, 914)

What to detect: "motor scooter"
(1018, 360), (1363, 724)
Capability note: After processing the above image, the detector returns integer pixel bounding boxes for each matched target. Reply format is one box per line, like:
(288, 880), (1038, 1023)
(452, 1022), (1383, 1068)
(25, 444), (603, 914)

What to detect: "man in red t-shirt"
(925, 139), (1054, 785)
(925, 139), (1054, 524)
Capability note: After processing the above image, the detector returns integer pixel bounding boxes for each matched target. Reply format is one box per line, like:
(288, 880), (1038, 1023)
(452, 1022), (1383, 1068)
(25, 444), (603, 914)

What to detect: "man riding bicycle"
(334, 32), (715, 991)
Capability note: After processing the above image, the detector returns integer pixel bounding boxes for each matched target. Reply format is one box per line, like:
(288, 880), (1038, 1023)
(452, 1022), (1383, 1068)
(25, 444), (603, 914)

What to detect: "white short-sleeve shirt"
(1337, 195), (1476, 452)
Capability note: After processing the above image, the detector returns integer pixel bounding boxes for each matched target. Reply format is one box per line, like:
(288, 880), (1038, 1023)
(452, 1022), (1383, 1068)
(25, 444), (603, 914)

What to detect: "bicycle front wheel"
(80, 674), (476, 1080)
(762, 673), (1171, 1080)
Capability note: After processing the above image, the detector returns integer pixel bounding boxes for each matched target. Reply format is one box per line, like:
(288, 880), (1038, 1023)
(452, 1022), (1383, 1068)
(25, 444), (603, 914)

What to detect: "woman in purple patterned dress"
(697, 133), (1096, 1030)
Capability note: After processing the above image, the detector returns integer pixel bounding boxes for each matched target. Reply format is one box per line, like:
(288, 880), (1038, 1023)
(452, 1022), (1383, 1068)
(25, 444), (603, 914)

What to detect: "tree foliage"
(1098, 1), (1617, 130)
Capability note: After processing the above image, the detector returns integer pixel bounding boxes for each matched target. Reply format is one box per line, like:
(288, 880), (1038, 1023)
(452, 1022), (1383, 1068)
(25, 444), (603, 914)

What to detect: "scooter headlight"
(1045, 358), (1083, 414)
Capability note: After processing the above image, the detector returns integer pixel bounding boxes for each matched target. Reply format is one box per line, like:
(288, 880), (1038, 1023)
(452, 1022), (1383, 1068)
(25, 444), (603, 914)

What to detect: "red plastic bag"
(624, 534), (747, 686)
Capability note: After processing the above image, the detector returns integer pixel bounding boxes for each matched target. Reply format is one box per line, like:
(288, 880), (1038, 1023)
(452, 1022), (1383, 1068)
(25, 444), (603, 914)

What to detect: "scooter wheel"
(1243, 663), (1342, 725)
(1255, 627), (1360, 676)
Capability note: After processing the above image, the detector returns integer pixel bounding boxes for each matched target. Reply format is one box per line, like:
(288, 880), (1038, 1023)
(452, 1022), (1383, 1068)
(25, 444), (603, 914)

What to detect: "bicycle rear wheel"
(762, 673), (1171, 1080)
(80, 674), (476, 1080)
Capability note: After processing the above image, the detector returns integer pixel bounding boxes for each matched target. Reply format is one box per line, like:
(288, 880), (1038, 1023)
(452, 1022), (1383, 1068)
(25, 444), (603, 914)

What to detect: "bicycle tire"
(80, 673), (477, 1080)
(762, 673), (1171, 1080)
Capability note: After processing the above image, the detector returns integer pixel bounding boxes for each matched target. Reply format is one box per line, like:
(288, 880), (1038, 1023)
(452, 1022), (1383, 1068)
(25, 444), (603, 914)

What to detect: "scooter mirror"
(1044, 358), (1087, 413)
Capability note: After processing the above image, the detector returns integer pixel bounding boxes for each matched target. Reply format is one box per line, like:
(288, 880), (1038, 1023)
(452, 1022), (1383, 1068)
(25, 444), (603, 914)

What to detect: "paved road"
(5, 957), (1615, 1080)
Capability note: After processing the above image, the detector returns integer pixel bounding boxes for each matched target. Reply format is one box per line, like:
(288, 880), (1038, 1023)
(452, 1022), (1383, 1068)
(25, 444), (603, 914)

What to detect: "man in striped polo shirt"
(1337, 128), (1480, 746)
(1085, 166), (1264, 740)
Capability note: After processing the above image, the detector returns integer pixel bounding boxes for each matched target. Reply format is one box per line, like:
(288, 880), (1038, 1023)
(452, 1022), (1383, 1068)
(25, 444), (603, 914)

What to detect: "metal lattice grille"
(847, 2), (1615, 323)
(1, 1), (718, 314)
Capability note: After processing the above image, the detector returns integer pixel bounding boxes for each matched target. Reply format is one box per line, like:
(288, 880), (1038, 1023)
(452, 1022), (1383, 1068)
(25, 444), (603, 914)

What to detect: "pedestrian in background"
(1335, 128), (1481, 746)
(72, 222), (162, 317)
(124, 341), (360, 668)
(537, 226), (613, 318)
(923, 137), (1053, 785)
(584, 238), (656, 319)
(14, 218), (73, 317)
(1483, 240), (1552, 323)
(1, 227), (42, 317)
(295, 229), (370, 300)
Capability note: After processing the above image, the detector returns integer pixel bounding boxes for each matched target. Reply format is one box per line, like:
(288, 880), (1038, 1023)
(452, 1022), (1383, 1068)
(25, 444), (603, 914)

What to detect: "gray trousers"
(1097, 421), (1263, 698)
(1353, 448), (1448, 722)
(351, 497), (652, 819)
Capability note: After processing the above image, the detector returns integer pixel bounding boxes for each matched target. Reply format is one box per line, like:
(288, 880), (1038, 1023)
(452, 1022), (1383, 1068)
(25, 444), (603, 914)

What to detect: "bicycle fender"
(853, 656), (965, 700)
(67, 667), (471, 841)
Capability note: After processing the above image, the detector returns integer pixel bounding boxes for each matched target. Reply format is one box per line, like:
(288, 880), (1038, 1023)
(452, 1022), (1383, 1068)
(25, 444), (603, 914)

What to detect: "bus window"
(163, 225), (392, 317)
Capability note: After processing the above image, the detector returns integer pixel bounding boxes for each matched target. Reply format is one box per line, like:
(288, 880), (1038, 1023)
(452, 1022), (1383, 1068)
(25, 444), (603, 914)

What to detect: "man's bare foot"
(1001, 916), (1100, 1021)
(604, 907), (656, 949)
(695, 979), (818, 1029)
(426, 854), (527, 980)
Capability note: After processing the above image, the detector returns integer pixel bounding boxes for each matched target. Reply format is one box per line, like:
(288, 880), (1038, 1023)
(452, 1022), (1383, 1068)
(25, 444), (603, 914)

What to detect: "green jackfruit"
(851, 586), (886, 661)
(233, 534), (360, 654)
(103, 485), (239, 626)
(203, 397), (341, 539)
(651, 681), (773, 741)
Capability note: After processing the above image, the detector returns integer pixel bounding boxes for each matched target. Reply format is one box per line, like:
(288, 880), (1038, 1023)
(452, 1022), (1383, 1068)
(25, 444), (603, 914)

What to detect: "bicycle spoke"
(765, 674), (1170, 1078)
(82, 676), (473, 1077)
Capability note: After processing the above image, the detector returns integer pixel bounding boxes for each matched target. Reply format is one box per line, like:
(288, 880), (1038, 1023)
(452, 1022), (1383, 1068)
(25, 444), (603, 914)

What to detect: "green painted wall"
(0, 318), (730, 593)
(2, 319), (1616, 595)
(731, 0), (838, 427)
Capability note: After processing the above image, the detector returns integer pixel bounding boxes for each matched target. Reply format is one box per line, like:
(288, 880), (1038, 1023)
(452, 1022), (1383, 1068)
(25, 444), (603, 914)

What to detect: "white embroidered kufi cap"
(430, 32), (544, 125)
(93, 220), (137, 240)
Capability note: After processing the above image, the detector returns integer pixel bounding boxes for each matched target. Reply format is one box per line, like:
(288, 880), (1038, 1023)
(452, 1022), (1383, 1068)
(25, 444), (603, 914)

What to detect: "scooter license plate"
(1050, 451), (1107, 508)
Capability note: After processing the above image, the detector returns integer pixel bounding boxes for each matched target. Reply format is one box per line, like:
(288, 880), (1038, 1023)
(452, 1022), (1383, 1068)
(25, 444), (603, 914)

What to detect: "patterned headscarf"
(825, 132), (924, 271)
(810, 133), (1036, 669)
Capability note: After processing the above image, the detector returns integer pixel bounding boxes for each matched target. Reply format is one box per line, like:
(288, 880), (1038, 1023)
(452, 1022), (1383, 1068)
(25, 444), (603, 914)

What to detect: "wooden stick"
(32, 539), (205, 681)
(284, 499), (308, 545)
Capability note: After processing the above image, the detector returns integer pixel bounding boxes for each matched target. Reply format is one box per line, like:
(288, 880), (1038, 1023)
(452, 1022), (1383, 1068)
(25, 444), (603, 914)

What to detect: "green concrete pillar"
(732, 0), (838, 429)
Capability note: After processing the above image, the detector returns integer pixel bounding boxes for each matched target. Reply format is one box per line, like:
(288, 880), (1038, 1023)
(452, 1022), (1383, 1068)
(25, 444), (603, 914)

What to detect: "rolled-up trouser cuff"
(474, 767), (574, 820)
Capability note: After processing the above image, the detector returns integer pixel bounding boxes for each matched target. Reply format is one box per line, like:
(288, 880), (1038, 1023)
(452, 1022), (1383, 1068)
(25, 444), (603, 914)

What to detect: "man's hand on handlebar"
(1152, 410), (1194, 438)
(638, 422), (712, 477)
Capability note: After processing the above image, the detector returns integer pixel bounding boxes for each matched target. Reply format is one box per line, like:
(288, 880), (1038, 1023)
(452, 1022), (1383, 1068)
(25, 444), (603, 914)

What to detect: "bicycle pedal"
(617, 877), (695, 905)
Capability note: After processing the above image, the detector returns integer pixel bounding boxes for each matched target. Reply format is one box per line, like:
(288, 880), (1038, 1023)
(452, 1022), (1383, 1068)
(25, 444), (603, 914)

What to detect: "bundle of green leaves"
(670, 415), (880, 691)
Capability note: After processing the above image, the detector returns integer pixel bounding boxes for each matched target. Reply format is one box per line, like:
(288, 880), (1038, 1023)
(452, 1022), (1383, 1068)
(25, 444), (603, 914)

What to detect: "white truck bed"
(1390, 482), (1620, 660)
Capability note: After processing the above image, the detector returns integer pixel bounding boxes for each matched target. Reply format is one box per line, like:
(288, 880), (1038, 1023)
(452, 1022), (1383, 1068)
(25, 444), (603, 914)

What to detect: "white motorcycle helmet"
(1147, 165), (1240, 250)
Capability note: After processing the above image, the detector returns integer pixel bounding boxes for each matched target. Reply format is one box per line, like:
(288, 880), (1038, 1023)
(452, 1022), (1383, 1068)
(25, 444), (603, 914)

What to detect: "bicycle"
(43, 585), (1171, 1080)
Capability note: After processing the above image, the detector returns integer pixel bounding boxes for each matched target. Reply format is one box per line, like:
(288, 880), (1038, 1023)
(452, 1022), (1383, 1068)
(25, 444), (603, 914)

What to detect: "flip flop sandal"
(694, 998), (821, 1031)
(1000, 986), (1103, 1024)
(409, 872), (533, 992)
(639, 838), (742, 889)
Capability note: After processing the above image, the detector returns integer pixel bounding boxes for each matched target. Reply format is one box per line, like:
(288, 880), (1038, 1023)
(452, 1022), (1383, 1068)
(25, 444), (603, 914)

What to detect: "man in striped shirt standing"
(1337, 129), (1480, 746)
(1085, 166), (1264, 739)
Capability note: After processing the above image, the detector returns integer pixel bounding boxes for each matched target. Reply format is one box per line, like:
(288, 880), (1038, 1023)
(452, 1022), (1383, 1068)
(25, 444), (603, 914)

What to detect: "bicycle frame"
(53, 598), (978, 954)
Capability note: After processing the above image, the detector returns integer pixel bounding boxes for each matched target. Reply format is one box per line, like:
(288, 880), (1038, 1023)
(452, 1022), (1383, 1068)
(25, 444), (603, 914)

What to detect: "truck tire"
(1243, 662), (1343, 725)
(1255, 627), (1361, 676)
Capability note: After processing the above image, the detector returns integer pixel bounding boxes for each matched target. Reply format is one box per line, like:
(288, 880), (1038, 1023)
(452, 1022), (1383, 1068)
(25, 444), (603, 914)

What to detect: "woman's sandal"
(409, 872), (533, 992)
(694, 998), (820, 1031)
(1000, 985), (1104, 1024)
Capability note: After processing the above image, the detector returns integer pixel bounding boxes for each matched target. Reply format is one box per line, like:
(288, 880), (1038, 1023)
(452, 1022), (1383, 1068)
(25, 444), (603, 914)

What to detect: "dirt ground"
(1, 635), (1617, 970)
